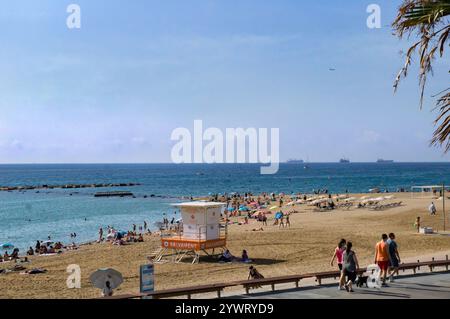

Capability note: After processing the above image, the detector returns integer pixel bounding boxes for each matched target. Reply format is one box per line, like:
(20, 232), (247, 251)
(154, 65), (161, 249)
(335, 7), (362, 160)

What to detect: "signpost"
(140, 263), (154, 298)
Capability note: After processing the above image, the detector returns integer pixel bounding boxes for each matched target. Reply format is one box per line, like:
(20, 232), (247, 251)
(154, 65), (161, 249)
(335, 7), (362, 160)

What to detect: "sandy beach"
(1, 192), (450, 299)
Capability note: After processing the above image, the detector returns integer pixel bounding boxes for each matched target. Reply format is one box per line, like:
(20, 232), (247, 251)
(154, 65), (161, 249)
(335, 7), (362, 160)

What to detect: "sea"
(1, 163), (449, 251)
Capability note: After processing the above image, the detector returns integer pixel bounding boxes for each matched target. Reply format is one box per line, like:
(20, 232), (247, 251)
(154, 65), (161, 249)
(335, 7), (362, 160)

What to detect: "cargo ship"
(376, 159), (394, 163)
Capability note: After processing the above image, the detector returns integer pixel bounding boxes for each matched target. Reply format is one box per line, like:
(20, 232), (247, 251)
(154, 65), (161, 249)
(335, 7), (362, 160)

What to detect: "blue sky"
(0, 0), (448, 163)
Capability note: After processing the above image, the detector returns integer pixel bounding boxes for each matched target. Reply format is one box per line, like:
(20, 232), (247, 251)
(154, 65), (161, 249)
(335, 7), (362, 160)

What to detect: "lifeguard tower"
(153, 202), (227, 264)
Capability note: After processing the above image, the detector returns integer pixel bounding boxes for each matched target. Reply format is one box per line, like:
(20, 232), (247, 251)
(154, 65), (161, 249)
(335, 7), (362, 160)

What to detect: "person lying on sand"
(20, 268), (47, 275)
(67, 242), (78, 250)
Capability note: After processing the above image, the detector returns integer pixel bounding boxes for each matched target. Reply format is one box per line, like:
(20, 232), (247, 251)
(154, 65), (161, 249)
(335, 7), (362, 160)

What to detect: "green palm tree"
(393, 0), (450, 150)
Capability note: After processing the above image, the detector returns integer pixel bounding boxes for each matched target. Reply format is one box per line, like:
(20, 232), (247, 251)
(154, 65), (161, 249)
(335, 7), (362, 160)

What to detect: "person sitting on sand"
(3, 251), (9, 260)
(137, 234), (144, 242)
(54, 242), (63, 250)
(27, 247), (34, 256)
(241, 250), (252, 263)
(218, 249), (234, 262)
(248, 266), (264, 281)
(10, 248), (20, 260)
(0, 255), (3, 263)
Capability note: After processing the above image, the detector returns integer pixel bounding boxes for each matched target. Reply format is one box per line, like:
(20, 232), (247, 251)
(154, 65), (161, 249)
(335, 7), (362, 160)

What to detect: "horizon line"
(0, 161), (449, 165)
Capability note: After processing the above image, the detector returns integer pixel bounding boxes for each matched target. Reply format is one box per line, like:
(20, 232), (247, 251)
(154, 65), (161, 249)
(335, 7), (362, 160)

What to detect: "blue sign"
(140, 264), (154, 294)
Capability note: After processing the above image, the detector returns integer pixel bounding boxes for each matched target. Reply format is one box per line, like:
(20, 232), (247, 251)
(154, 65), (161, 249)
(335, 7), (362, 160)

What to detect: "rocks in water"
(94, 191), (134, 198)
(0, 183), (141, 192)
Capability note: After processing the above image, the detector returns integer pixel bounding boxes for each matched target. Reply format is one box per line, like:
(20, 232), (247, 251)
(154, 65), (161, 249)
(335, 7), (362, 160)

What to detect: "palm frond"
(431, 92), (450, 151)
(393, 1), (450, 152)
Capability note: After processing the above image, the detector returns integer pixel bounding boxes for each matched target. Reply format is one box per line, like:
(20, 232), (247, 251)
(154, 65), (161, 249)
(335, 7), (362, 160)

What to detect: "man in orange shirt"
(374, 233), (391, 286)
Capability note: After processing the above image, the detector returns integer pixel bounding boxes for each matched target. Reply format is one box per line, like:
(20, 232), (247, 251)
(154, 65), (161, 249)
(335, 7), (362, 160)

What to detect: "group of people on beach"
(0, 248), (24, 263)
(330, 233), (401, 292)
(218, 249), (252, 263)
(97, 224), (150, 246)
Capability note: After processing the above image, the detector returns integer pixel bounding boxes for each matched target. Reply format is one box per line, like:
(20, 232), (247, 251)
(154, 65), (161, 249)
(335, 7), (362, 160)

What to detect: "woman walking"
(339, 241), (359, 292)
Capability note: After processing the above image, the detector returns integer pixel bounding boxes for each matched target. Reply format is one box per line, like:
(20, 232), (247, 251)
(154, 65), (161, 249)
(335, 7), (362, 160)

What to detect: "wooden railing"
(103, 256), (450, 299)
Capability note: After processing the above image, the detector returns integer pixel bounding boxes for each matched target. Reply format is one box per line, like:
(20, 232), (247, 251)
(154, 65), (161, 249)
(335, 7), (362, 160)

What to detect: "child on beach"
(415, 216), (421, 233)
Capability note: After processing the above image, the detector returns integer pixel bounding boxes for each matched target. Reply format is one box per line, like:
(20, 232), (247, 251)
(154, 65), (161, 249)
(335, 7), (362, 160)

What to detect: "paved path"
(224, 272), (450, 299)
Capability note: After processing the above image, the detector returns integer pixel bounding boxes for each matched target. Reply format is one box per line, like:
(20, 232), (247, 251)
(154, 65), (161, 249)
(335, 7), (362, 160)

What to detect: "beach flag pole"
(442, 183), (446, 232)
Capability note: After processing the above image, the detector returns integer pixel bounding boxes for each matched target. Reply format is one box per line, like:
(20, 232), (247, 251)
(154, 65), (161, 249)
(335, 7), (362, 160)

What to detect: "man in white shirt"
(428, 202), (437, 216)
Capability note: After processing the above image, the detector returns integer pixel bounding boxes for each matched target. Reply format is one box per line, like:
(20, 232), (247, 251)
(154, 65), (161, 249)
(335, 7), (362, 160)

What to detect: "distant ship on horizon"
(286, 159), (304, 164)
(339, 158), (350, 163)
(376, 159), (394, 163)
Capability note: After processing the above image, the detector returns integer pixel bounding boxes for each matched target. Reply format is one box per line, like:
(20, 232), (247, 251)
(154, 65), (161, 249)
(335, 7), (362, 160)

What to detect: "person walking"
(331, 239), (347, 272)
(374, 234), (391, 286)
(98, 227), (103, 242)
(429, 202), (437, 216)
(339, 242), (359, 292)
(387, 233), (401, 282)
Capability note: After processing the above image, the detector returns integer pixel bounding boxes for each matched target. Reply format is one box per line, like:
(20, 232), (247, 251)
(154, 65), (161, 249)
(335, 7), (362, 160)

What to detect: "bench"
(236, 274), (310, 294)
(103, 283), (234, 299)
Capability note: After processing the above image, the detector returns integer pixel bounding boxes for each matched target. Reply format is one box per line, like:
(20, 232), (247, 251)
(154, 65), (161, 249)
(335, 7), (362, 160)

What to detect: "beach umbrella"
(41, 240), (54, 246)
(0, 243), (14, 250)
(90, 268), (123, 290)
(227, 207), (234, 212)
(239, 206), (249, 212)
(275, 212), (283, 219)
(269, 205), (278, 210)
